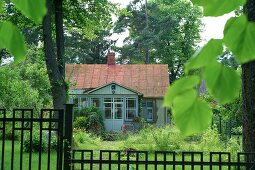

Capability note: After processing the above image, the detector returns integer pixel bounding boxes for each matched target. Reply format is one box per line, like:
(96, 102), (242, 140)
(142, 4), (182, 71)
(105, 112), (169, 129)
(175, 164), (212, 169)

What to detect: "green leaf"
(172, 90), (213, 136)
(163, 75), (200, 107)
(0, 21), (26, 63)
(185, 39), (223, 73)
(204, 62), (241, 104)
(0, 0), (3, 12)
(191, 0), (245, 16)
(224, 15), (255, 63)
(10, 0), (47, 24)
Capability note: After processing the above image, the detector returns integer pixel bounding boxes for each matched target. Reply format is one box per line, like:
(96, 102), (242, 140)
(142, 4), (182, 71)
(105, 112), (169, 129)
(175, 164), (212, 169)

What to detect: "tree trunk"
(43, 0), (66, 110)
(242, 0), (255, 160)
(54, 0), (65, 76)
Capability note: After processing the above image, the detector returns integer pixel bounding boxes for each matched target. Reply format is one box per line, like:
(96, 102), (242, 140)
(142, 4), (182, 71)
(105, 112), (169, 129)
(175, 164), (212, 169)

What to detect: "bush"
(121, 126), (184, 152)
(73, 117), (88, 129)
(152, 126), (183, 151)
(101, 131), (128, 141)
(226, 137), (242, 161)
(73, 106), (104, 135)
(197, 127), (223, 152)
(23, 130), (58, 152)
(23, 130), (47, 152)
(0, 123), (20, 140)
(73, 130), (101, 149)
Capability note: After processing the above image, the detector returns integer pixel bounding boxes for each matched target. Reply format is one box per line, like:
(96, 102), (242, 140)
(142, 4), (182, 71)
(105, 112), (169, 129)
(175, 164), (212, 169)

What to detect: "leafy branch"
(0, 0), (46, 63)
(164, 0), (248, 136)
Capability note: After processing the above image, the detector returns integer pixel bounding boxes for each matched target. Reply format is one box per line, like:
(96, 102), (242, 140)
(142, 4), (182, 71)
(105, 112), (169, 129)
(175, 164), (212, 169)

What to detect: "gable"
(86, 83), (141, 95)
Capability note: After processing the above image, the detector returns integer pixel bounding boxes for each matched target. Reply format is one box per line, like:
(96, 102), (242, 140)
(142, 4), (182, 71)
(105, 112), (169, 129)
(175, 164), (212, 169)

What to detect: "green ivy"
(0, 0), (2, 12)
(164, 0), (247, 136)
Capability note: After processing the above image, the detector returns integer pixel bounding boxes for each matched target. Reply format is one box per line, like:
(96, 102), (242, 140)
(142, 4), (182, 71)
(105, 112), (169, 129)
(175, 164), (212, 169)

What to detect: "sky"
(109, 0), (232, 47)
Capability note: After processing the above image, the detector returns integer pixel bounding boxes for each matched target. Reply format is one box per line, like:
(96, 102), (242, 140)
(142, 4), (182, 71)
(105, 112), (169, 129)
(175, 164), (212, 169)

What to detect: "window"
(80, 98), (89, 107)
(91, 98), (101, 107)
(146, 101), (153, 121)
(104, 98), (112, 119)
(126, 98), (136, 120)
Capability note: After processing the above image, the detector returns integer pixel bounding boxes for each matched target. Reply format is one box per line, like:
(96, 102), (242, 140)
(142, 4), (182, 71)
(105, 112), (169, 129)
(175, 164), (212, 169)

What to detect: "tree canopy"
(114, 0), (202, 82)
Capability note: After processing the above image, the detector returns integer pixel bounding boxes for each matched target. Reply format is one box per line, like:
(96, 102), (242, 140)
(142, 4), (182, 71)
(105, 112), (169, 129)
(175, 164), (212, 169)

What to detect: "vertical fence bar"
(57, 109), (64, 170)
(90, 150), (93, 170)
(154, 152), (157, 170)
(81, 151), (84, 170)
(47, 111), (52, 170)
(11, 109), (15, 170)
(109, 151), (112, 170)
(1, 109), (6, 170)
(117, 151), (121, 170)
(163, 152), (166, 170)
(19, 110), (25, 170)
(127, 151), (130, 170)
(145, 151), (148, 170)
(173, 152), (176, 170)
(99, 151), (103, 170)
(64, 104), (74, 170)
(28, 110), (33, 170)
(38, 110), (43, 170)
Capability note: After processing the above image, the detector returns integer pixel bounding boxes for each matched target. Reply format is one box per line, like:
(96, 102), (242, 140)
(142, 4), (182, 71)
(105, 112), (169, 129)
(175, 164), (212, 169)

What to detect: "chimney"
(107, 52), (115, 65)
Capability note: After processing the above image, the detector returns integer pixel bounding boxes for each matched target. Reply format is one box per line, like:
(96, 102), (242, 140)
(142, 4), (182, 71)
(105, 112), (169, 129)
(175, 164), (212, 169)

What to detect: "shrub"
(73, 130), (101, 149)
(151, 126), (183, 151)
(73, 117), (88, 130)
(226, 137), (242, 160)
(197, 127), (223, 152)
(73, 106), (104, 135)
(23, 130), (47, 152)
(0, 123), (20, 140)
(50, 135), (58, 151)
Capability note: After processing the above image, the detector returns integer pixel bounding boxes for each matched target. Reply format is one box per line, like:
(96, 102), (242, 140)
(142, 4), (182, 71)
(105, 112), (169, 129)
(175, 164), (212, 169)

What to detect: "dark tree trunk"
(242, 0), (255, 156)
(43, 0), (66, 110)
(54, 0), (65, 76)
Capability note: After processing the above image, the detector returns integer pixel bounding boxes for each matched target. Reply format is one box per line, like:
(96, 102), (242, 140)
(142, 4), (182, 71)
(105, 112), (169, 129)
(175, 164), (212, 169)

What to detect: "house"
(65, 52), (170, 131)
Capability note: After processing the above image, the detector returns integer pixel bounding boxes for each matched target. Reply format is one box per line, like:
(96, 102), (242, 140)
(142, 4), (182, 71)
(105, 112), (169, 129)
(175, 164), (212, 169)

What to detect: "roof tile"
(66, 64), (169, 97)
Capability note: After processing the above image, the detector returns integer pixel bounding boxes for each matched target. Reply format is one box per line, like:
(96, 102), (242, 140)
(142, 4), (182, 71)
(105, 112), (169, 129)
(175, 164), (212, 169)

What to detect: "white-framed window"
(80, 98), (90, 107)
(91, 98), (101, 107)
(146, 101), (153, 121)
(126, 98), (136, 120)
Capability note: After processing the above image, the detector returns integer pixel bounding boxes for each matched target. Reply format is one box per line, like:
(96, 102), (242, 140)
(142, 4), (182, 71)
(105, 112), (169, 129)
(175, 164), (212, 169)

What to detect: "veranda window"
(126, 98), (136, 120)
(146, 101), (153, 121)
(91, 98), (100, 107)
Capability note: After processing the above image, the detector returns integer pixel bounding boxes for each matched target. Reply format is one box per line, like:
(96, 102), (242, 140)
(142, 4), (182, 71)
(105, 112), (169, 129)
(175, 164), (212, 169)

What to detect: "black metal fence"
(71, 150), (255, 170)
(1, 106), (255, 170)
(0, 109), (64, 170)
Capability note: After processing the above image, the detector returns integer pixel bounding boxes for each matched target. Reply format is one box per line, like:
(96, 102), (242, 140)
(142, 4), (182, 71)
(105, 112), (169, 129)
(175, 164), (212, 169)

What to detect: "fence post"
(64, 104), (74, 170)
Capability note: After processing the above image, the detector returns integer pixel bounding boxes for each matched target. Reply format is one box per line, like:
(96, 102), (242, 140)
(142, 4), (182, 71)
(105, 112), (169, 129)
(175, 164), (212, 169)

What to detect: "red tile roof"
(65, 64), (169, 98)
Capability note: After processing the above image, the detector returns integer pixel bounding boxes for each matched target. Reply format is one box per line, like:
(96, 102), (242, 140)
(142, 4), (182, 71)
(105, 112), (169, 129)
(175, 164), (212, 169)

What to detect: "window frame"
(125, 97), (137, 121)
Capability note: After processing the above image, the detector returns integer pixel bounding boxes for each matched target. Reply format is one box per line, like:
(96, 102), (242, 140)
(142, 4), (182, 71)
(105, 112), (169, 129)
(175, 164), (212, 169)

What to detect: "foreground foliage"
(163, 0), (254, 138)
(73, 125), (242, 155)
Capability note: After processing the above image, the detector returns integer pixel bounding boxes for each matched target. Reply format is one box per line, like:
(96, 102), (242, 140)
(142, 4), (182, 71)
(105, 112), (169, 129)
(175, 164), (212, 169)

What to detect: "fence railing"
(1, 107), (255, 170)
(0, 109), (64, 170)
(71, 150), (255, 170)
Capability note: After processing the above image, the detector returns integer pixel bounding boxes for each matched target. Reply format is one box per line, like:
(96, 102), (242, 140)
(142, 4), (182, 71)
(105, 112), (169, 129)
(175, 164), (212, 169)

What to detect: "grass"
(0, 140), (57, 170)
(71, 126), (243, 169)
(0, 126), (243, 170)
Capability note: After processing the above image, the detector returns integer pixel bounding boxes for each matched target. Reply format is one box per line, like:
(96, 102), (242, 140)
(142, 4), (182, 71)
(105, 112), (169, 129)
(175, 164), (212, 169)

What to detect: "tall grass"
(72, 125), (242, 155)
